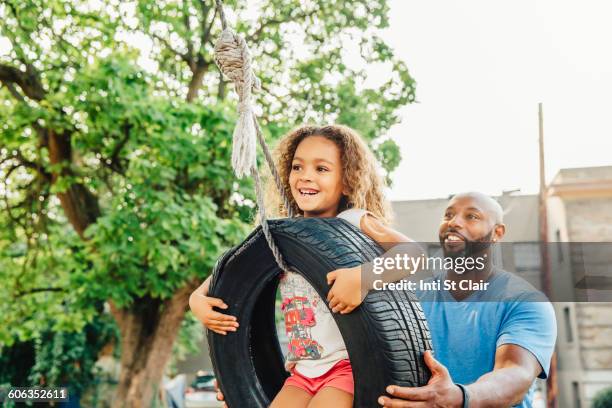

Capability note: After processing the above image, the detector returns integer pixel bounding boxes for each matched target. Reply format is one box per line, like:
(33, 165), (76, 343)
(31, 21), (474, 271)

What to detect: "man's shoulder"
(492, 270), (557, 341)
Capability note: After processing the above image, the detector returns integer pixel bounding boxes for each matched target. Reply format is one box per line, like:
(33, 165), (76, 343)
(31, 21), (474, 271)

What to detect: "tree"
(0, 0), (415, 406)
(593, 387), (612, 408)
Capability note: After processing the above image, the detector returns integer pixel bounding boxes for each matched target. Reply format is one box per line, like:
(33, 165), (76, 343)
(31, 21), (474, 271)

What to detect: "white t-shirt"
(279, 208), (368, 377)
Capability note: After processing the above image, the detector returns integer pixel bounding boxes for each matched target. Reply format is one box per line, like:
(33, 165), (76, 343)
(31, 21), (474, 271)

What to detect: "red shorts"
(284, 359), (354, 396)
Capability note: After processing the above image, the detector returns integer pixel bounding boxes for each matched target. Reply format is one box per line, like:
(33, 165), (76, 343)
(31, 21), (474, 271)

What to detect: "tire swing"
(207, 1), (432, 407)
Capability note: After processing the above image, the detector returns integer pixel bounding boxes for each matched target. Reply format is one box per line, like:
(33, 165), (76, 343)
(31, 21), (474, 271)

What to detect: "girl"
(190, 124), (417, 407)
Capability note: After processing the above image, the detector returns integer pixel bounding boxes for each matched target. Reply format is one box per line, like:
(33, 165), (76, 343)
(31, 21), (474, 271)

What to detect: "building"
(391, 165), (612, 407)
(548, 166), (612, 406)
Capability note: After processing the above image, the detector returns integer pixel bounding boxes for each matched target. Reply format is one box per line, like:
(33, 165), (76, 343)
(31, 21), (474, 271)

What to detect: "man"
(378, 192), (557, 407)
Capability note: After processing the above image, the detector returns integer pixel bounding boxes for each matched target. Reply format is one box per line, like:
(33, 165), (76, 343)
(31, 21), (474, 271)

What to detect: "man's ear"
(494, 223), (506, 241)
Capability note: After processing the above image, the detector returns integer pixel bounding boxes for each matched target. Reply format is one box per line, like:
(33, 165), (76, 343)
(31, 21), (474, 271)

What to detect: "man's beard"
(442, 229), (495, 259)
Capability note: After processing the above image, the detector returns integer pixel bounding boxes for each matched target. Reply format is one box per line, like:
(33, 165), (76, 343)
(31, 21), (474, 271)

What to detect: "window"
(556, 229), (564, 263)
(572, 382), (581, 408)
(564, 306), (574, 343)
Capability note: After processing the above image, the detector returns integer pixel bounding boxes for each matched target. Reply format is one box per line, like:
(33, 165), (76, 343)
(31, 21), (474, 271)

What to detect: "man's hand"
(326, 265), (365, 314)
(378, 351), (464, 407)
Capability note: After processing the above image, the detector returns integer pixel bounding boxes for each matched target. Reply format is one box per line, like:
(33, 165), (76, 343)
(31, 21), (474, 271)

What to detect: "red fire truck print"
(282, 295), (324, 360)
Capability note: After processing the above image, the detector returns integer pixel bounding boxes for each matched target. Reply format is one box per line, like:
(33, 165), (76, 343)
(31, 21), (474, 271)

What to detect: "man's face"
(438, 195), (500, 258)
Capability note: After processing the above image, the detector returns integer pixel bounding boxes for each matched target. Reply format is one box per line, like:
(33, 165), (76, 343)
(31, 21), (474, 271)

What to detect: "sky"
(2, 1), (611, 202)
(381, 0), (612, 200)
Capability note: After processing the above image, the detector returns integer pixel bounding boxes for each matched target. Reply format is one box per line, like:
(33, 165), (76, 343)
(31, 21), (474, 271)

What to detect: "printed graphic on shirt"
(280, 272), (326, 361)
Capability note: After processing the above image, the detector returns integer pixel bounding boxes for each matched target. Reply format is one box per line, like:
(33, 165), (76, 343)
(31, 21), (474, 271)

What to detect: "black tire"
(208, 218), (432, 407)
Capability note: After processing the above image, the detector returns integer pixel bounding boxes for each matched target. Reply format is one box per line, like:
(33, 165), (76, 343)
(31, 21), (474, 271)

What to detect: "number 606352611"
(1, 387), (69, 402)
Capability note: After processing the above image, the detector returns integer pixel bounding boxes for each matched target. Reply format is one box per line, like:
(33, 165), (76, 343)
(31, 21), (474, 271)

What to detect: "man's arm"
(378, 345), (541, 408)
(463, 344), (541, 407)
(361, 214), (427, 284)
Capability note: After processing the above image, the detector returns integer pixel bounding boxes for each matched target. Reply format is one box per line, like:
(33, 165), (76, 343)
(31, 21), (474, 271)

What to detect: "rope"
(253, 116), (294, 218)
(213, 0), (291, 215)
(214, 0), (228, 30)
(213, 0), (293, 272)
(252, 168), (292, 271)
(214, 28), (259, 178)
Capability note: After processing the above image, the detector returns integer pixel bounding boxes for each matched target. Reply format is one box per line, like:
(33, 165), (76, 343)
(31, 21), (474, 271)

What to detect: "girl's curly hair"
(266, 124), (392, 224)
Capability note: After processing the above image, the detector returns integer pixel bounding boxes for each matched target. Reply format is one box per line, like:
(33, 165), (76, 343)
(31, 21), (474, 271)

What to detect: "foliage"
(28, 312), (119, 396)
(0, 312), (118, 401)
(0, 0), (415, 398)
(135, 0), (415, 160)
(593, 387), (612, 408)
(0, 55), (250, 344)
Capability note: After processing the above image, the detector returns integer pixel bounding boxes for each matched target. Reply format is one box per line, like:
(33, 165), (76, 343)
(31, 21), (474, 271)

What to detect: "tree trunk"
(110, 278), (201, 408)
(48, 130), (100, 238)
(217, 69), (226, 101)
(186, 60), (208, 103)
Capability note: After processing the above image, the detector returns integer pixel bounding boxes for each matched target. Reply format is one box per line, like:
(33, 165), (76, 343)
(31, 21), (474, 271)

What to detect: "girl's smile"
(298, 187), (320, 196)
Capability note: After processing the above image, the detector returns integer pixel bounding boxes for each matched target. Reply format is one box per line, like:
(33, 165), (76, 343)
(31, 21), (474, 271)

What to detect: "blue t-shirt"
(415, 269), (557, 408)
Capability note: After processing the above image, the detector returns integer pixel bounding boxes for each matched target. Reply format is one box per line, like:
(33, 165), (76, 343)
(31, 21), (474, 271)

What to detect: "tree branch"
(2, 178), (28, 231)
(47, 129), (101, 238)
(199, 0), (215, 50)
(4, 162), (23, 179)
(182, 0), (194, 64)
(15, 287), (67, 298)
(1, 81), (26, 102)
(112, 123), (131, 165)
(246, 9), (318, 45)
(9, 150), (51, 181)
(101, 122), (131, 175)
(152, 33), (191, 66)
(0, 63), (46, 101)
(217, 69), (226, 100)
(39, 11), (83, 70)
(98, 169), (116, 195)
(5, 2), (33, 43)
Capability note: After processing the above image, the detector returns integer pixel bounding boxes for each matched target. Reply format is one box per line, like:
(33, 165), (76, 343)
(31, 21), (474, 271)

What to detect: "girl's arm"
(327, 214), (425, 314)
(189, 276), (240, 335)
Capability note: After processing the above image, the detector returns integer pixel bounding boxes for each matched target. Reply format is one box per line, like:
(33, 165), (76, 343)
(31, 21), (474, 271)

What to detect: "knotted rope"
(214, 29), (260, 178)
(213, 0), (293, 272)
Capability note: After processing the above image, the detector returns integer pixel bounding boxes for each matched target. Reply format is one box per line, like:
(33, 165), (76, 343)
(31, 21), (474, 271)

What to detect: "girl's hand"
(189, 293), (239, 335)
(213, 380), (228, 408)
(326, 265), (365, 314)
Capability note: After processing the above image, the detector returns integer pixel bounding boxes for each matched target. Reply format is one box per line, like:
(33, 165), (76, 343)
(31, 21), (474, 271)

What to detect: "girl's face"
(289, 135), (347, 218)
